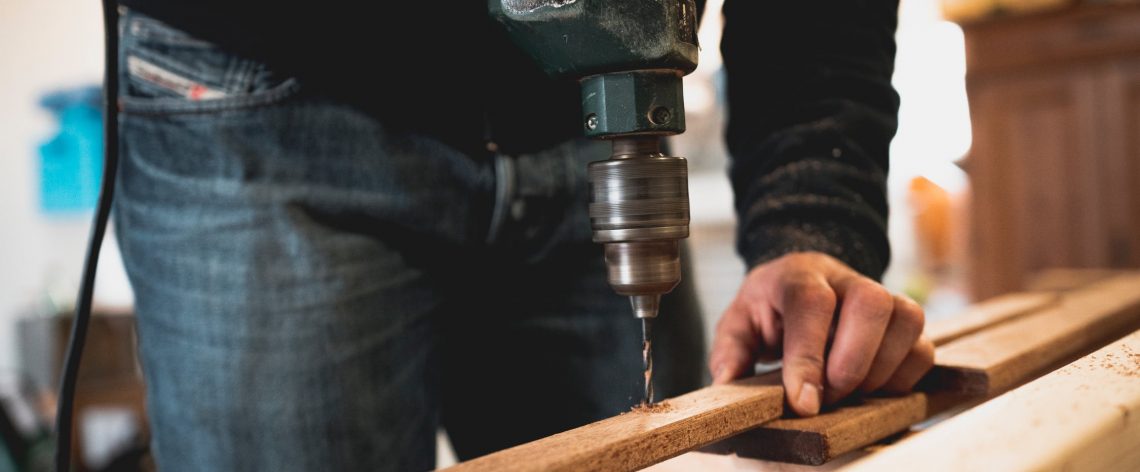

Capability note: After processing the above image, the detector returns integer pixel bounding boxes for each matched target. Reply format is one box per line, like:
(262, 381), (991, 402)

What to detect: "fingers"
(822, 276), (895, 404)
(881, 336), (936, 393)
(709, 299), (762, 384)
(859, 295), (926, 393)
(772, 271), (837, 416)
(711, 262), (790, 385)
(708, 252), (934, 420)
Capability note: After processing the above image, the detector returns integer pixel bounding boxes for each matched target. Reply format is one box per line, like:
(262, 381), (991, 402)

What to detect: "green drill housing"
(489, 0), (699, 138)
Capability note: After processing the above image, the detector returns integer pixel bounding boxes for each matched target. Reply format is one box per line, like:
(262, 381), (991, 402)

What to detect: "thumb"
(783, 356), (825, 416)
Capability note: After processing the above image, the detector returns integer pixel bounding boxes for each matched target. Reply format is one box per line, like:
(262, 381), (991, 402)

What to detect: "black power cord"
(54, 1), (120, 470)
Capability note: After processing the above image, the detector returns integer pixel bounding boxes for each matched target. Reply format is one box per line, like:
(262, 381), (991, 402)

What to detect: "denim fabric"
(114, 10), (705, 471)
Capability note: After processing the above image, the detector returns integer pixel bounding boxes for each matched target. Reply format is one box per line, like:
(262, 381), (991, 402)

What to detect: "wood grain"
(442, 375), (783, 472)
(926, 274), (1140, 395)
(710, 274), (1140, 465)
(924, 291), (1057, 345)
(844, 329), (1140, 472)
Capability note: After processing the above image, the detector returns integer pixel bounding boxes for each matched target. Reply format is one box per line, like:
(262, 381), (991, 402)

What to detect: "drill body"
(489, 0), (698, 318)
(490, 0), (698, 403)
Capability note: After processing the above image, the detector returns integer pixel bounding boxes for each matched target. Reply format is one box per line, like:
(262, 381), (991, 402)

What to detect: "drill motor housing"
(490, 0), (697, 319)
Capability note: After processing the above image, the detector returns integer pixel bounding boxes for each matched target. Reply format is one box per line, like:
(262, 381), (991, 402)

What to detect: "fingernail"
(798, 383), (821, 415)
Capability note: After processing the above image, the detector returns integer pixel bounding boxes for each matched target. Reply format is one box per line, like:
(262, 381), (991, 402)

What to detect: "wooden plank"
(844, 329), (1140, 472)
(924, 291), (1057, 345)
(703, 393), (927, 465)
(443, 375), (784, 472)
(926, 273), (1140, 395)
(703, 390), (979, 465)
(709, 273), (1140, 465)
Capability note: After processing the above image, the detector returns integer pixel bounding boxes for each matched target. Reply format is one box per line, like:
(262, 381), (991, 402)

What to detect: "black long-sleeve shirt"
(119, 0), (900, 279)
(721, 1), (899, 278)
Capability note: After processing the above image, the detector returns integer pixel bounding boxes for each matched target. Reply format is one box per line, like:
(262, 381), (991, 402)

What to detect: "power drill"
(490, 0), (698, 404)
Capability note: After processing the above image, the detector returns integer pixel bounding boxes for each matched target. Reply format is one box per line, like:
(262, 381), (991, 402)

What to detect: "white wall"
(885, 0), (972, 316)
(0, 0), (130, 371)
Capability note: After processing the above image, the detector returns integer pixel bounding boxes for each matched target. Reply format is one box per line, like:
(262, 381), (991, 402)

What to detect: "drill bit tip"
(641, 317), (655, 405)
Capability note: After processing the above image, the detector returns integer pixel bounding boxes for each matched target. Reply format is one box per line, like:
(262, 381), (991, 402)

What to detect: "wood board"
(443, 375), (784, 472)
(702, 393), (928, 465)
(925, 274), (1140, 395)
(702, 390), (977, 465)
(924, 291), (1057, 345)
(844, 328), (1140, 472)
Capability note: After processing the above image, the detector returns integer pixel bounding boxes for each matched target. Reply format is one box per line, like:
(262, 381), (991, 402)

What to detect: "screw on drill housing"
(585, 113), (599, 130)
(649, 106), (672, 125)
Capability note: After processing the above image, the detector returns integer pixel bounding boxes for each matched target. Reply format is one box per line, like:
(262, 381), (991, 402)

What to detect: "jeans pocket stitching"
(120, 78), (302, 115)
(120, 10), (302, 114)
(127, 15), (213, 48)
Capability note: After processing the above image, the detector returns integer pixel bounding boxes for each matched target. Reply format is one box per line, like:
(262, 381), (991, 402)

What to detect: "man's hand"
(709, 252), (934, 416)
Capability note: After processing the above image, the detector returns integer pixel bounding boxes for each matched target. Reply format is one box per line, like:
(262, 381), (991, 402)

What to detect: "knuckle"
(894, 296), (926, 332)
(869, 283), (896, 309)
(713, 319), (743, 345)
(852, 281), (894, 318)
(716, 299), (747, 330)
(783, 276), (836, 315)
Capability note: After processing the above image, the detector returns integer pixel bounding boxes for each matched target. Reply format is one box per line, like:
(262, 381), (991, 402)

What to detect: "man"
(113, 1), (932, 470)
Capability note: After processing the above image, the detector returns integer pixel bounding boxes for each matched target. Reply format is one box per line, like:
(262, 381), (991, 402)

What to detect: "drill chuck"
(588, 138), (689, 318)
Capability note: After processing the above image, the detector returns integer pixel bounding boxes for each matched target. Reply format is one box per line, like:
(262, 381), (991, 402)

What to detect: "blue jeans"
(115, 10), (705, 471)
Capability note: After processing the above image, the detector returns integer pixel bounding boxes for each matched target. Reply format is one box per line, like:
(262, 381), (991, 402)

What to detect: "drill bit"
(631, 295), (660, 406)
(641, 317), (654, 405)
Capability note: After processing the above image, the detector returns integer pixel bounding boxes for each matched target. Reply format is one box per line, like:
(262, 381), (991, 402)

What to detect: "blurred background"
(1, 0), (1138, 470)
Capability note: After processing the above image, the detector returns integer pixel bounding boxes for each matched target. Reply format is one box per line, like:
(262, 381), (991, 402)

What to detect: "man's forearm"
(720, 0), (900, 279)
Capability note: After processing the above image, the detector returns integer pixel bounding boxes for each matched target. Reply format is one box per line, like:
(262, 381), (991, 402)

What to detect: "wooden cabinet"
(1104, 59), (1140, 265)
(961, 4), (1140, 298)
(17, 314), (146, 471)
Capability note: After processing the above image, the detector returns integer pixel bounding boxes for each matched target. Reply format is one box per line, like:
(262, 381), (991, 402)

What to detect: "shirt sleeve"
(719, 0), (901, 279)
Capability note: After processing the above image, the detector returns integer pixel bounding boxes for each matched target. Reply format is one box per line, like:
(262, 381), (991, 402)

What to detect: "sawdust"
(1099, 346), (1140, 378)
(628, 401), (676, 414)
(1108, 342), (1140, 376)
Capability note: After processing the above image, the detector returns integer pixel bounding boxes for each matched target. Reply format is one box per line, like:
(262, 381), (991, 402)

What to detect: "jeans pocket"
(119, 10), (301, 115)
